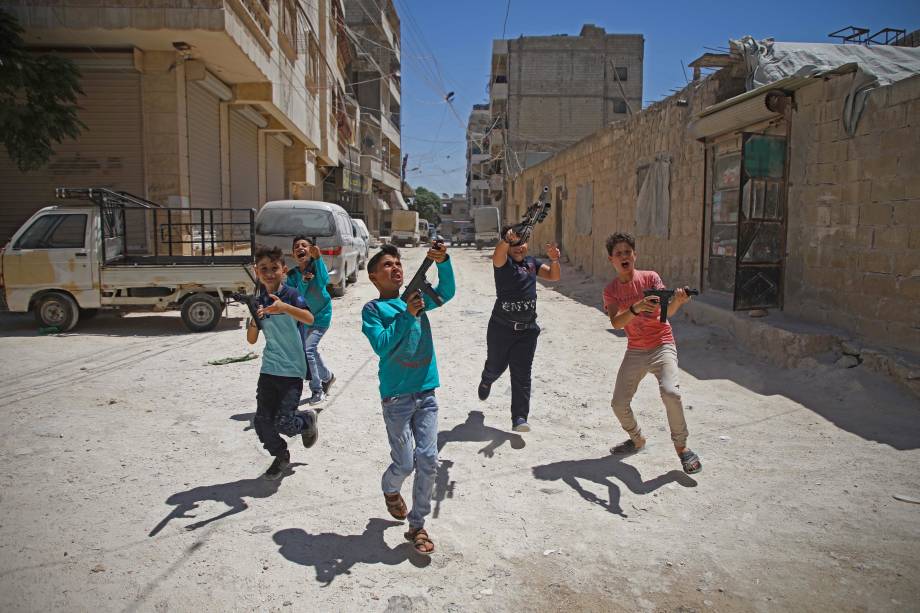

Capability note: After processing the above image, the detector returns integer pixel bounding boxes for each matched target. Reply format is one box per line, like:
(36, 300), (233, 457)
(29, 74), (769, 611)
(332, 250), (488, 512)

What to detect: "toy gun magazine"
(510, 185), (550, 245)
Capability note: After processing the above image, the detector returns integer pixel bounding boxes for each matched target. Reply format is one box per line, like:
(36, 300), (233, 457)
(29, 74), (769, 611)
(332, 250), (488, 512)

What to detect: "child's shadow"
(273, 518), (429, 586)
(148, 463), (305, 536)
(230, 412), (254, 432)
(432, 411), (524, 518)
(532, 455), (696, 517)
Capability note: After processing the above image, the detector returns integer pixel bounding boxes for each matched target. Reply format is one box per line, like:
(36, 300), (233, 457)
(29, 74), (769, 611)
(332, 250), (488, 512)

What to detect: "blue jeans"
(302, 326), (331, 393)
(380, 390), (439, 528)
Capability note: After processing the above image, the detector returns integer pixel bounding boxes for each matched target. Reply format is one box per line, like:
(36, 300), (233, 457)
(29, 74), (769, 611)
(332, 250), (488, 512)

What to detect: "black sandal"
(610, 438), (643, 455)
(679, 449), (702, 474)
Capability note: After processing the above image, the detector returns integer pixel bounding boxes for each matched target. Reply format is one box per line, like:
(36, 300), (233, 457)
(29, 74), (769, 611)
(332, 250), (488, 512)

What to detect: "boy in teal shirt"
(247, 245), (319, 480)
(285, 236), (335, 405)
(362, 242), (454, 555)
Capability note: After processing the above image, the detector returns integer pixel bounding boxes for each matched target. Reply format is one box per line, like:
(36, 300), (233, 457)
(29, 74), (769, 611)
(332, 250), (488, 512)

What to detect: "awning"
(390, 190), (409, 211)
(376, 198), (390, 211)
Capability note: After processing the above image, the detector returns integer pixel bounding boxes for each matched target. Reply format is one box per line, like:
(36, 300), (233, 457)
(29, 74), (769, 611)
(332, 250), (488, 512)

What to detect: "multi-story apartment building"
(0, 0), (355, 244)
(440, 193), (469, 224)
(343, 0), (406, 235)
(466, 104), (491, 211)
(487, 24), (644, 207)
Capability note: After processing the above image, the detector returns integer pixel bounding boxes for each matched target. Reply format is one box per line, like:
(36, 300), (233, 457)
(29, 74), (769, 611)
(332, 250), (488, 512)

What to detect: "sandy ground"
(0, 245), (918, 613)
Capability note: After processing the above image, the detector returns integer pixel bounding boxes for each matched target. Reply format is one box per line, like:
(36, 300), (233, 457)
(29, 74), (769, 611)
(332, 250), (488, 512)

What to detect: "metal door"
(733, 133), (787, 310)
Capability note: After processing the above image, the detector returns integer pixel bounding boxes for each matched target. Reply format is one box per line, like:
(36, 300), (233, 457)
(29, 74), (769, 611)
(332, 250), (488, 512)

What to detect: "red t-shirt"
(603, 270), (675, 350)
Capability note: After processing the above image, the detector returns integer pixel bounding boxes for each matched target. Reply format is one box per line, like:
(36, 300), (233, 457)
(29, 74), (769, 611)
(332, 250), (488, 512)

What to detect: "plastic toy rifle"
(231, 266), (266, 330)
(509, 185), (551, 245)
(643, 287), (700, 323)
(401, 239), (446, 310)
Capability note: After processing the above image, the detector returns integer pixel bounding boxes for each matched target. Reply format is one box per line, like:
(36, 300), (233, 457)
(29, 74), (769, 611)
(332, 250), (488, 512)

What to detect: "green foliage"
(0, 9), (85, 172)
(411, 186), (442, 225)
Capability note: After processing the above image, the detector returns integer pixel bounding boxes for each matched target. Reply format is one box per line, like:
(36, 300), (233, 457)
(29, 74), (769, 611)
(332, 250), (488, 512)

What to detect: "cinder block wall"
(509, 75), (725, 295)
(785, 74), (920, 352)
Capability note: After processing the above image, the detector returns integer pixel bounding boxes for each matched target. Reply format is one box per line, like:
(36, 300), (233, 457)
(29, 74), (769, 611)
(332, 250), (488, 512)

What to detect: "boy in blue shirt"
(286, 236), (335, 405)
(247, 245), (319, 480)
(362, 242), (454, 555)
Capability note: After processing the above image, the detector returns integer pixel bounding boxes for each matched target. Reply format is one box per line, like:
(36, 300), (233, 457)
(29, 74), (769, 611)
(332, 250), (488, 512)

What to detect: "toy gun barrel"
(231, 291), (263, 329)
(400, 241), (445, 308)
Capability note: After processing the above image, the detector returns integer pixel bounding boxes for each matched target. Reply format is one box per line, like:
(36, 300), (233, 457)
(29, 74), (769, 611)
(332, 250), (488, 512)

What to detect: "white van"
(351, 217), (370, 269)
(255, 200), (360, 297)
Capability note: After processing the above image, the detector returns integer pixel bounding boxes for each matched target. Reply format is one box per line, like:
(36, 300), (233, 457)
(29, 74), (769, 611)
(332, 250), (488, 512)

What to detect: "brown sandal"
(384, 492), (407, 520)
(405, 526), (434, 555)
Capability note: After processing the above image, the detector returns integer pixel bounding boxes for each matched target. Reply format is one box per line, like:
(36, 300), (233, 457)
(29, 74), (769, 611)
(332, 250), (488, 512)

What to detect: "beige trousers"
(610, 344), (688, 448)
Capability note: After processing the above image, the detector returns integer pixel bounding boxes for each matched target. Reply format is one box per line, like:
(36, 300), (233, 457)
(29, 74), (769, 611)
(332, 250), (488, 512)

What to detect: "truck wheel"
(181, 293), (222, 332)
(34, 292), (80, 332)
(329, 277), (346, 298)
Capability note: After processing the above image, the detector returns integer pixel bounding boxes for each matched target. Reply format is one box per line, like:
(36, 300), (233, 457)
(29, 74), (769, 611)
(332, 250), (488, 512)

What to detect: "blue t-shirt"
(492, 255), (542, 323)
(362, 258), (455, 398)
(285, 256), (332, 329)
(258, 284), (309, 379)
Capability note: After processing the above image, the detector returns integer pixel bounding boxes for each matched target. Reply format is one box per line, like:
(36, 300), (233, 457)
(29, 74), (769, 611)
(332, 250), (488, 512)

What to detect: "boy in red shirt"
(602, 232), (702, 474)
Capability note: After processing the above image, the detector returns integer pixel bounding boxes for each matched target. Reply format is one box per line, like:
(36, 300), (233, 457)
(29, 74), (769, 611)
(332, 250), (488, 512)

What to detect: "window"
(14, 214), (87, 249)
(614, 66), (628, 81)
(612, 98), (628, 114)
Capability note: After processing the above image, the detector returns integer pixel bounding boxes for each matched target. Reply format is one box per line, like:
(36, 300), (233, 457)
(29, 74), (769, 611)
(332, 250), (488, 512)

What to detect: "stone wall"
(508, 73), (728, 292)
(785, 74), (920, 352)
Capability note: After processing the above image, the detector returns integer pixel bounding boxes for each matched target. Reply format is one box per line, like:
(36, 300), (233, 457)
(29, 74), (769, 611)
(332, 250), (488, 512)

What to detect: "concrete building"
(466, 103), (491, 210)
(440, 193), (469, 223)
(343, 0), (406, 236)
(487, 24), (644, 211)
(0, 0), (354, 245)
(507, 40), (920, 384)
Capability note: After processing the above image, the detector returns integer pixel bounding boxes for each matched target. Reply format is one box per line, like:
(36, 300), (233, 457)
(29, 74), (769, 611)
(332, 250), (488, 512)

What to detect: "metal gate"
(733, 133), (788, 310)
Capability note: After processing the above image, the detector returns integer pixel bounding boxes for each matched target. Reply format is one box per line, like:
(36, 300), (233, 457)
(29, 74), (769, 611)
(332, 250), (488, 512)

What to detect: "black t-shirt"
(492, 255), (542, 323)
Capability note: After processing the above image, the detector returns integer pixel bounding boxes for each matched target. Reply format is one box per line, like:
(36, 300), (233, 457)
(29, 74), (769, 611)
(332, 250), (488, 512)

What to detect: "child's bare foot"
(610, 435), (646, 455)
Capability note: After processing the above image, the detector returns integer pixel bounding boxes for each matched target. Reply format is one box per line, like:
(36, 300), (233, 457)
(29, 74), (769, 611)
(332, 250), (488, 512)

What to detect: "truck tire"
(34, 292), (80, 332)
(329, 276), (346, 298)
(181, 293), (222, 333)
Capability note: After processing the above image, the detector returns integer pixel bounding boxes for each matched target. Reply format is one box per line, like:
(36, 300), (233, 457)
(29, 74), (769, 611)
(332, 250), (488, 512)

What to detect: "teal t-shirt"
(259, 284), (308, 379)
(285, 257), (332, 329)
(361, 258), (455, 398)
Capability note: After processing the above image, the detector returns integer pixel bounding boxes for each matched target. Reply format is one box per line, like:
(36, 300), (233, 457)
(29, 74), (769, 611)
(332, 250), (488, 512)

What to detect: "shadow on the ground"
(230, 412), (255, 432)
(273, 518), (429, 585)
(148, 463), (305, 536)
(433, 411), (525, 518)
(0, 312), (243, 338)
(532, 454), (697, 517)
(542, 266), (920, 450)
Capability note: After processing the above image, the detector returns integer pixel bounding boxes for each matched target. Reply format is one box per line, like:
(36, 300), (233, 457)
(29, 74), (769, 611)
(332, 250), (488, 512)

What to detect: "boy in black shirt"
(478, 226), (561, 431)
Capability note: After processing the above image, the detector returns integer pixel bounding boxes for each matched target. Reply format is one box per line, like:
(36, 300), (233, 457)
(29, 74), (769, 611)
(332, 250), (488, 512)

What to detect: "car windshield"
(256, 208), (334, 237)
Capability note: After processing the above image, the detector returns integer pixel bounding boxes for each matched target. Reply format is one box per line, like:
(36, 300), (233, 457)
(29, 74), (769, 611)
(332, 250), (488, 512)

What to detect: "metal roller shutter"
(187, 82), (221, 208)
(229, 109), (259, 209)
(0, 62), (144, 245)
(266, 135), (286, 202)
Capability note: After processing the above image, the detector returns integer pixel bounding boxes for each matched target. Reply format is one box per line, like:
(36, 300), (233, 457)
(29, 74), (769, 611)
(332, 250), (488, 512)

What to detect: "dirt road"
(0, 245), (918, 612)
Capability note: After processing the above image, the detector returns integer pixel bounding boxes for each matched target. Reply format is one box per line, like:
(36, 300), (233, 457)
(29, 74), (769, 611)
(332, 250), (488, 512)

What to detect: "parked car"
(455, 225), (476, 247)
(255, 200), (360, 297)
(351, 218), (370, 269)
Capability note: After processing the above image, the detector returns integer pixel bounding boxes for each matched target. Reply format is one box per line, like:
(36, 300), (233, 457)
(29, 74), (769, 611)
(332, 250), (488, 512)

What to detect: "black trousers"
(481, 317), (540, 422)
(254, 373), (309, 457)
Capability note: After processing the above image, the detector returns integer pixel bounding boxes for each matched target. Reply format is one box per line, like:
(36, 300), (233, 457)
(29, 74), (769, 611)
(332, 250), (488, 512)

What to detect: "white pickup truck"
(0, 188), (255, 332)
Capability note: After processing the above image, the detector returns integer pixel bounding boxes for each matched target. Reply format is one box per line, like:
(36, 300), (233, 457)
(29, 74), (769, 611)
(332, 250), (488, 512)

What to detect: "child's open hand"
(263, 294), (287, 315)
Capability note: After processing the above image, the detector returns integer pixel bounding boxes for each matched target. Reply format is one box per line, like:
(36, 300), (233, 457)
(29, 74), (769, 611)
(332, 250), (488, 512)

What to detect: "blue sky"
(389, 0), (920, 195)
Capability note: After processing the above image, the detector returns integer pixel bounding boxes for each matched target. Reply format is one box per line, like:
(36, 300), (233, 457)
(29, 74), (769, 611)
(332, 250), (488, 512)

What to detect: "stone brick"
(836, 160), (861, 184)
(898, 276), (920, 300)
(840, 181), (871, 206)
(889, 74), (920, 107)
(860, 155), (899, 179)
(873, 227), (909, 250)
(893, 250), (920, 277)
(880, 128), (914, 154)
(859, 203), (893, 226)
(870, 180), (906, 203)
(892, 200), (920, 226)
(817, 120), (841, 143)
(847, 133), (880, 160)
(910, 227), (920, 250)
(861, 272), (897, 296)
(903, 175), (920, 200)
(858, 250), (892, 274)
(830, 204), (859, 226)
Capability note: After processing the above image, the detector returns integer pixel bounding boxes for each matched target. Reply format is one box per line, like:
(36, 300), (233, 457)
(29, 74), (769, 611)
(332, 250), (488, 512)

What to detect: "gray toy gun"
(401, 240), (446, 310)
(509, 185), (550, 246)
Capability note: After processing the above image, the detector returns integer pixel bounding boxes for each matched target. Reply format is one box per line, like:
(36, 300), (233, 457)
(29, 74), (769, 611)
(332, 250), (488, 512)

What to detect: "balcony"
(471, 152), (490, 165)
(381, 115), (400, 147)
(490, 81), (508, 101)
(489, 174), (504, 191)
(361, 155), (383, 181)
(381, 168), (401, 190)
(489, 129), (504, 150)
(470, 179), (489, 191)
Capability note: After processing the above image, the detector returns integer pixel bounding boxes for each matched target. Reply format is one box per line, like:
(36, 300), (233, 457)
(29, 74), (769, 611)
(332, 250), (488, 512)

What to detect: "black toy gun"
(401, 240), (446, 309)
(509, 185), (550, 245)
(232, 265), (266, 330)
(643, 287), (700, 323)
